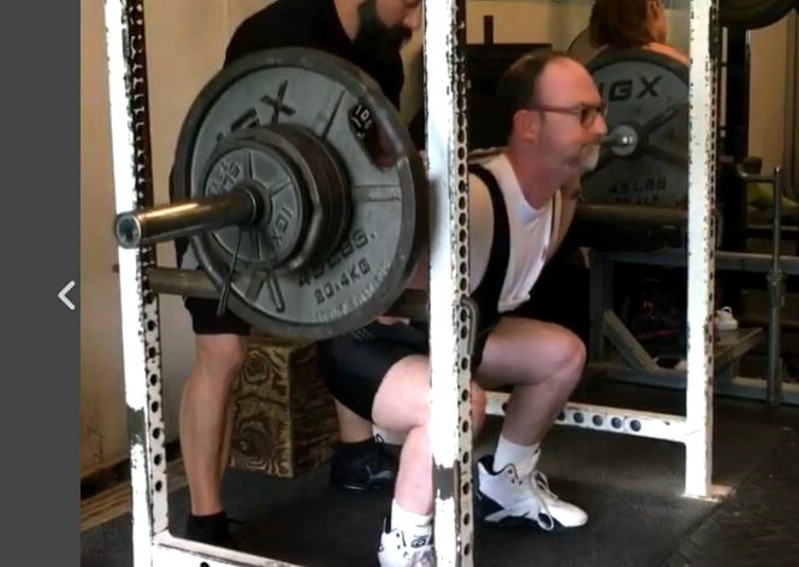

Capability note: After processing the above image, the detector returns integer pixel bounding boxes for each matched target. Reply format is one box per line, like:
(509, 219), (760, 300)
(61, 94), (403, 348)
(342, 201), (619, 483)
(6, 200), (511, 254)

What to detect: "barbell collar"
(114, 186), (261, 249)
(602, 131), (635, 148)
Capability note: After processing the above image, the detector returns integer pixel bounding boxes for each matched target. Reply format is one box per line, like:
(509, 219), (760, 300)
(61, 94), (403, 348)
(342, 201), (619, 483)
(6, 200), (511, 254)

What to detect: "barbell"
(580, 48), (690, 208)
(114, 46), (690, 341)
(116, 48), (428, 341)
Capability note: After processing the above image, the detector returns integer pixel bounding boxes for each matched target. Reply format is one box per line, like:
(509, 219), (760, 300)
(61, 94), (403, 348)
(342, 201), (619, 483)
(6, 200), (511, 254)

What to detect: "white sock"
(390, 499), (432, 534)
(493, 436), (540, 478)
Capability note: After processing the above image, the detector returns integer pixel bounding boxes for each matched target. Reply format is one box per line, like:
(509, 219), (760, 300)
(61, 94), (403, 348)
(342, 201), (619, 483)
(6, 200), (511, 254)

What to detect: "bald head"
(496, 51), (597, 141)
(497, 51), (605, 139)
(497, 50), (607, 183)
(535, 56), (602, 110)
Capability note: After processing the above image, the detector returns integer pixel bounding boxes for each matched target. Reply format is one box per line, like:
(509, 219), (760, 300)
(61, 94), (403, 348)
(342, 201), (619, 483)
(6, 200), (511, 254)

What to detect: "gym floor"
(81, 380), (799, 567)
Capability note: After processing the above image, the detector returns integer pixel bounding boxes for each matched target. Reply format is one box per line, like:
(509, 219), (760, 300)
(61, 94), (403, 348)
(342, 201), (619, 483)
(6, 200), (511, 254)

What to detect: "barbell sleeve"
(602, 131), (635, 148)
(575, 203), (687, 226)
(114, 187), (261, 249)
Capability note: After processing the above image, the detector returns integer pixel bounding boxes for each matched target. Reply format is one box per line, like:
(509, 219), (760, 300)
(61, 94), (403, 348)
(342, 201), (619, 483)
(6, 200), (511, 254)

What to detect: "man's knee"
(372, 357), (431, 433)
(550, 328), (587, 381)
(470, 381), (487, 435)
(405, 386), (431, 431)
(195, 335), (248, 379)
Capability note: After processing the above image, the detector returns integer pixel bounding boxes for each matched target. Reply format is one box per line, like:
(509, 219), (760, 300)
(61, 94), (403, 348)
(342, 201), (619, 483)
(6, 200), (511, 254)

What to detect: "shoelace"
(528, 470), (557, 531)
(503, 464), (557, 531)
(393, 528), (435, 567)
(410, 548), (435, 567)
(532, 470), (559, 501)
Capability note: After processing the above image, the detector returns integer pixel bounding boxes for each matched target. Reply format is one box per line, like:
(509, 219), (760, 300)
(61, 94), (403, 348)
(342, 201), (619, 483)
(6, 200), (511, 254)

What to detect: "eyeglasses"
(527, 102), (607, 128)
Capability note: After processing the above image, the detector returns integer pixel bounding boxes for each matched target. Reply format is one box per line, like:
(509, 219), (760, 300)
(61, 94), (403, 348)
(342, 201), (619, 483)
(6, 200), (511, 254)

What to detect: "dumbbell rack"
(104, 2), (725, 567)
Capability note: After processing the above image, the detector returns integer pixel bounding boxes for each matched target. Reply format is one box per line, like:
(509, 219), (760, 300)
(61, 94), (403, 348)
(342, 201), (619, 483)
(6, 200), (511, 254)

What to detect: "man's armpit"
(468, 175), (495, 288)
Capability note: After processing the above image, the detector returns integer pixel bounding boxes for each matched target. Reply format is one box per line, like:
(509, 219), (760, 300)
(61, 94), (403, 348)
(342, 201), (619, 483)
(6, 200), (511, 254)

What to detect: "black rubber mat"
(661, 427), (799, 567)
(81, 385), (799, 567)
(80, 453), (716, 567)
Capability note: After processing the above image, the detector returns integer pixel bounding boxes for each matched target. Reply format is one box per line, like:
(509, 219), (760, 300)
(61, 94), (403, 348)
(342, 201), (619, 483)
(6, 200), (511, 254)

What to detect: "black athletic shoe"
(184, 512), (241, 550)
(329, 436), (399, 491)
(375, 433), (402, 463)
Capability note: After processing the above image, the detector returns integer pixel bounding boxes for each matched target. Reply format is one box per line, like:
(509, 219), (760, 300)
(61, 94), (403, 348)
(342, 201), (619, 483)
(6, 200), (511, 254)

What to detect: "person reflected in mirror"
(588, 0), (689, 66)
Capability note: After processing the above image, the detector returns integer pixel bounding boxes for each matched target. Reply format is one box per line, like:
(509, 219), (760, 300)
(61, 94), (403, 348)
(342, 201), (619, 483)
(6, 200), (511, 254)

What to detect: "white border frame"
(106, 1), (726, 566)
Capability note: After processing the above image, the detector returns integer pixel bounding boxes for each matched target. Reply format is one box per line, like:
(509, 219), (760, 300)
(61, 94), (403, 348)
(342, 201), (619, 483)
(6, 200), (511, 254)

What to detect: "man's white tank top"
(468, 150), (561, 314)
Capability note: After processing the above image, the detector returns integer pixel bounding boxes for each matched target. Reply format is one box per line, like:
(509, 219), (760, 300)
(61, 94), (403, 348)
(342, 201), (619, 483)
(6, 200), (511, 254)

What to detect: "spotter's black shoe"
(330, 436), (399, 491)
(184, 511), (241, 550)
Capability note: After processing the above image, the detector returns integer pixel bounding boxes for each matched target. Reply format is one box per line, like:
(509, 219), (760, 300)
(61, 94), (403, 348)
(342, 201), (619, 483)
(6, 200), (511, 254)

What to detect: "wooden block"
(229, 335), (340, 478)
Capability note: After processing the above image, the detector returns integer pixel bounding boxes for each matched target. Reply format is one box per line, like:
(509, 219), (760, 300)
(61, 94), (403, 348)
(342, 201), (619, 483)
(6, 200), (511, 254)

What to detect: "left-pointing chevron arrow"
(59, 281), (76, 310)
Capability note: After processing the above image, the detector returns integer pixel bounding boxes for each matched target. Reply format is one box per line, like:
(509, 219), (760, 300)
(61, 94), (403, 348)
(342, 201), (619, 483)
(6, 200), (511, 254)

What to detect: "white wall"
(80, 0), (792, 477)
(787, 14), (799, 194)
(81, 0), (121, 476)
(748, 14), (796, 175)
(81, 0), (229, 476)
(464, 0), (690, 54)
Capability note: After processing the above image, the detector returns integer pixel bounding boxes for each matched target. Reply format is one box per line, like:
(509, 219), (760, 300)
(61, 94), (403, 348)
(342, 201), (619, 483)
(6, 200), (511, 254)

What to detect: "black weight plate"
(171, 47), (427, 340)
(201, 125), (350, 274)
(582, 49), (689, 207)
(720, 0), (794, 30)
(567, 27), (601, 64)
(278, 125), (352, 269)
(202, 128), (311, 270)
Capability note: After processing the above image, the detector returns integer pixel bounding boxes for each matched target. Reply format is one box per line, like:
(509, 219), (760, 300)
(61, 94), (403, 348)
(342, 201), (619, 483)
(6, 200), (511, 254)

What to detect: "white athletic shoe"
(476, 454), (588, 530)
(377, 517), (435, 567)
(714, 306), (739, 331)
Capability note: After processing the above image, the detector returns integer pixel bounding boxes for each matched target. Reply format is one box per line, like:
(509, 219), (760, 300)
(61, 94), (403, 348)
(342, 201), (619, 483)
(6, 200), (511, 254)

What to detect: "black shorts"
(183, 296), (251, 336)
(317, 320), (492, 422)
(176, 237), (251, 336)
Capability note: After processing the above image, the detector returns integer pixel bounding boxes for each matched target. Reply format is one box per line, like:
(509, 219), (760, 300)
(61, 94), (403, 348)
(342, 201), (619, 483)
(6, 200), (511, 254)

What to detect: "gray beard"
(579, 144), (601, 173)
